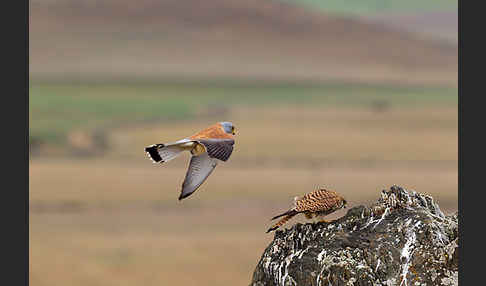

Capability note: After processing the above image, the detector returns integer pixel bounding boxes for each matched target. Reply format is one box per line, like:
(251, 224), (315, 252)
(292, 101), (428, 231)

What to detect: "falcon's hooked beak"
(232, 126), (236, 135)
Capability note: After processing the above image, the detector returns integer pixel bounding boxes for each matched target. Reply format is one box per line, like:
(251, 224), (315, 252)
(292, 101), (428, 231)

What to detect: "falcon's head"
(220, 121), (236, 135)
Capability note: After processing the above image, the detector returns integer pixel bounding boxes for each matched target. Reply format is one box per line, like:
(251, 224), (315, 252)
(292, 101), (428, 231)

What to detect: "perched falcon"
(266, 188), (347, 233)
(144, 122), (236, 201)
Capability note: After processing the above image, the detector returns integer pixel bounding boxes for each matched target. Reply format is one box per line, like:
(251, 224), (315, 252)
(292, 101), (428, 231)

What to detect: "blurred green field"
(30, 81), (457, 145)
(280, 0), (457, 14)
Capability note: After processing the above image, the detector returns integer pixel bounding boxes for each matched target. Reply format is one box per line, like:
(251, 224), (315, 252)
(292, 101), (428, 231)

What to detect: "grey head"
(220, 121), (236, 135)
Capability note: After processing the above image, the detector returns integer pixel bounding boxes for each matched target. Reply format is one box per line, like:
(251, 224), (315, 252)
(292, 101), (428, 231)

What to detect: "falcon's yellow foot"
(318, 219), (332, 223)
(304, 212), (314, 220)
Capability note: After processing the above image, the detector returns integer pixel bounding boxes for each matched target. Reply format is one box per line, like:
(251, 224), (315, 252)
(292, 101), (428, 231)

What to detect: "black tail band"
(145, 144), (164, 162)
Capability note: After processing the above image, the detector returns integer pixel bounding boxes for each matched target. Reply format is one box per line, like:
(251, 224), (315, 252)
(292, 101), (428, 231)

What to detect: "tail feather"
(145, 144), (165, 162)
(145, 143), (184, 163)
(267, 211), (298, 233)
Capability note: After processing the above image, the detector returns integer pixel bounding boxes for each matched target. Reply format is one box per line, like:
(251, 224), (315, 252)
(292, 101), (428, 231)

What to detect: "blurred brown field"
(30, 163), (457, 286)
(30, 0), (457, 86)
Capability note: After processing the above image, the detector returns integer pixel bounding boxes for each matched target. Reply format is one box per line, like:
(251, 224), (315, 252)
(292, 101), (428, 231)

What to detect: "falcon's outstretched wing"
(179, 153), (218, 200)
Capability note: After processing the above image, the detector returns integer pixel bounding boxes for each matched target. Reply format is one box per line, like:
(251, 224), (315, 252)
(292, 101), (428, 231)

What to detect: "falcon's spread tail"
(145, 143), (185, 163)
(266, 210), (298, 233)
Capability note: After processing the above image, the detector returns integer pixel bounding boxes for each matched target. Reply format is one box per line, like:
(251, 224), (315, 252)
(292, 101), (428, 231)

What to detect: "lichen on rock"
(250, 185), (458, 286)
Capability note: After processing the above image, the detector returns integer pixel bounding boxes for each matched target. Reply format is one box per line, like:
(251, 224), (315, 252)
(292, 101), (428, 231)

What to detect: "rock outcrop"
(251, 185), (458, 286)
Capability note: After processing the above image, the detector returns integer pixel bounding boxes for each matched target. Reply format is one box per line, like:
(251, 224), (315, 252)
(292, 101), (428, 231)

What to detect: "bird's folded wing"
(179, 153), (218, 200)
(197, 139), (234, 161)
(304, 196), (341, 212)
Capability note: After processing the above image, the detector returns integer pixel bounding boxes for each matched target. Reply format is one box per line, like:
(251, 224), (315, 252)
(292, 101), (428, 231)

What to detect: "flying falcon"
(145, 121), (236, 201)
(266, 188), (347, 233)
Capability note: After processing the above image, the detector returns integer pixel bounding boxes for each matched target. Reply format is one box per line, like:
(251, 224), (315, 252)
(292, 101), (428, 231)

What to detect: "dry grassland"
(30, 105), (457, 286)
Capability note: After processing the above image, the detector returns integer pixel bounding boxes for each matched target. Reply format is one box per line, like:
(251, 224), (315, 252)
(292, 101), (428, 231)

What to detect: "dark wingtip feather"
(271, 214), (284, 220)
(178, 192), (190, 201)
(271, 210), (294, 220)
